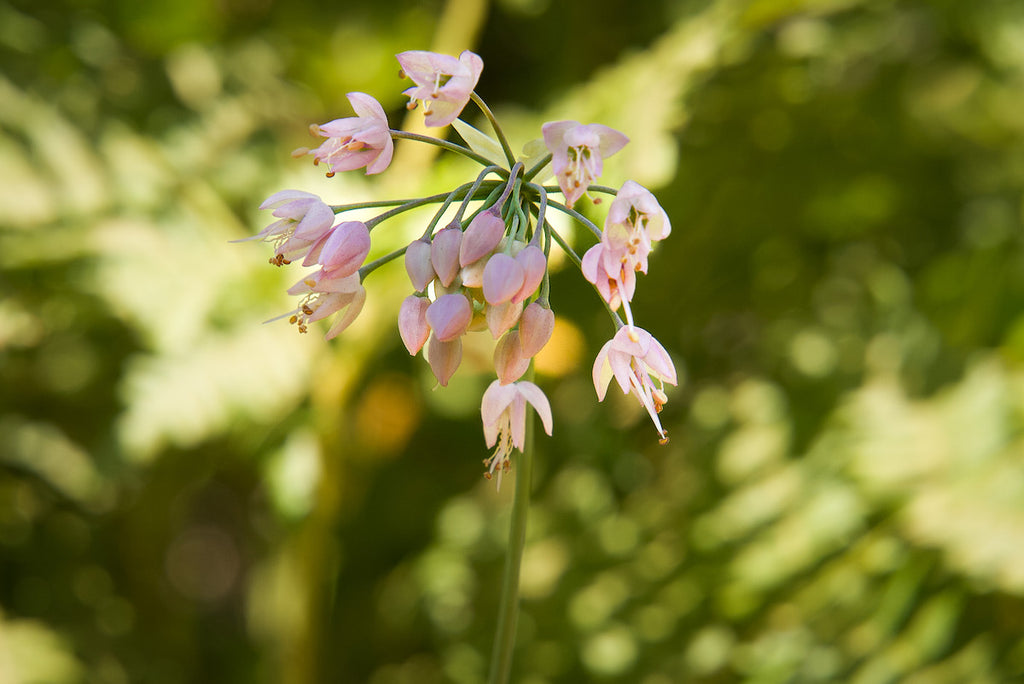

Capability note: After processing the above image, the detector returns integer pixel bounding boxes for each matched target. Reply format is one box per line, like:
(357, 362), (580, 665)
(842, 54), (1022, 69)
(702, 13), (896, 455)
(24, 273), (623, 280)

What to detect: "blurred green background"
(3, 0), (1024, 682)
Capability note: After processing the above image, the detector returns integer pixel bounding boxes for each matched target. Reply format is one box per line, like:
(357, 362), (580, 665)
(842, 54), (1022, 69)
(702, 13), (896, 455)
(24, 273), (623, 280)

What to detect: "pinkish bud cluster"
(243, 48), (678, 487)
(399, 202), (549, 390)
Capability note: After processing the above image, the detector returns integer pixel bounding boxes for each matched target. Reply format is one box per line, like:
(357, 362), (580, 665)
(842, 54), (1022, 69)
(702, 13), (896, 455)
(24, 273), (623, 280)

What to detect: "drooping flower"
(398, 295), (431, 355)
(304, 221), (371, 277)
(480, 380), (554, 489)
(518, 302), (554, 358)
(431, 224), (463, 288)
(601, 180), (671, 276)
(244, 190), (336, 266)
(581, 243), (636, 313)
(542, 121), (629, 209)
(592, 326), (677, 443)
(427, 335), (462, 387)
(404, 238), (435, 292)
(397, 50), (483, 128)
(300, 92), (394, 176)
(425, 294), (473, 342)
(459, 209), (505, 267)
(274, 269), (367, 340)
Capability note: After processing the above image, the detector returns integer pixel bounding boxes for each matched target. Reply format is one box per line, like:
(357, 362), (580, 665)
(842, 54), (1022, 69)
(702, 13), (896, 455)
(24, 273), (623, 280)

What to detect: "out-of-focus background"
(3, 0), (1024, 681)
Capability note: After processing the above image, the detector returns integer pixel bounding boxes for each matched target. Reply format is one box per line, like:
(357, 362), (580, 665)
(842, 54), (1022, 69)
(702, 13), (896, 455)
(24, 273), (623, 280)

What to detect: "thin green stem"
(543, 196), (603, 239)
(524, 153), (552, 182)
(487, 367), (536, 684)
(390, 129), (500, 168)
(358, 244), (408, 278)
(470, 91), (517, 168)
(364, 181), (502, 231)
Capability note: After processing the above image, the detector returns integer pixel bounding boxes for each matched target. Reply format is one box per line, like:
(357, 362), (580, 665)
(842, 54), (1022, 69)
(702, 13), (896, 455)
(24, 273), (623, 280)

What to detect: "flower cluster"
(244, 49), (677, 485)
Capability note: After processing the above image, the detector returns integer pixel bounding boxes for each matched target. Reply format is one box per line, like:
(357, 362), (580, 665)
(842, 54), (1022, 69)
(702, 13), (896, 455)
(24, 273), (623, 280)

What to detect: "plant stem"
(390, 129), (499, 168)
(471, 91), (517, 168)
(487, 371), (535, 684)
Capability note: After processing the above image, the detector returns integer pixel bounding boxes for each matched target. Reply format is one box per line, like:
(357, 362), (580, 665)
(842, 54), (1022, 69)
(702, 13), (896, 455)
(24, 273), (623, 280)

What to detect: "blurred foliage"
(2, 0), (1024, 682)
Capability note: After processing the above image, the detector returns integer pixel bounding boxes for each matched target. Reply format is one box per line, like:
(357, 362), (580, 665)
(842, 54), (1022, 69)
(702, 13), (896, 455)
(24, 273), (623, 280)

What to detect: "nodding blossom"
(593, 326), (678, 443)
(244, 47), (678, 487)
(480, 380), (553, 490)
(397, 50), (483, 128)
(245, 190), (336, 266)
(542, 121), (629, 209)
(298, 92), (394, 176)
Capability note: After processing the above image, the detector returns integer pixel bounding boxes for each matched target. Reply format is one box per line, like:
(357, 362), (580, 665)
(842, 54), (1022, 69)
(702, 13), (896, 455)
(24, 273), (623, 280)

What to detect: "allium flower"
(593, 326), (677, 443)
(307, 221), (371, 277)
(277, 269), (367, 340)
(542, 121), (629, 209)
(581, 243), (636, 312)
(480, 380), (554, 489)
(601, 180), (671, 275)
(397, 50), (483, 128)
(301, 92), (394, 176)
(245, 190), (336, 266)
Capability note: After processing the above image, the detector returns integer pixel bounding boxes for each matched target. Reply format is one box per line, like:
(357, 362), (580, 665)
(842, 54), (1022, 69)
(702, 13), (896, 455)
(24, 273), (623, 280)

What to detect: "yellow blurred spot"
(354, 373), (422, 458)
(534, 316), (584, 377)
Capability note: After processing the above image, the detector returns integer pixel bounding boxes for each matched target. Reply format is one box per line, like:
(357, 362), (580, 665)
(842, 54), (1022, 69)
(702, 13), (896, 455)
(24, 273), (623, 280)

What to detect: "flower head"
(274, 269), (367, 340)
(245, 190), (336, 266)
(397, 50), (483, 128)
(602, 180), (671, 275)
(300, 92), (393, 176)
(542, 121), (629, 209)
(480, 380), (553, 489)
(593, 326), (677, 443)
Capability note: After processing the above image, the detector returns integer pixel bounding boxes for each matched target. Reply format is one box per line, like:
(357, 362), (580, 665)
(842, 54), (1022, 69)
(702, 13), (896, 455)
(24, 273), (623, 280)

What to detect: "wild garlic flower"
(244, 47), (678, 486)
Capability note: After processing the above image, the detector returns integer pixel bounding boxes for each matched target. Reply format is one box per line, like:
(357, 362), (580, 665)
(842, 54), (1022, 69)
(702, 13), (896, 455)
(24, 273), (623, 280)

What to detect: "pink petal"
(481, 380), (516, 428)
(518, 302), (554, 358)
(459, 211), (505, 266)
(426, 335), (462, 387)
(318, 221), (370, 276)
(592, 341), (615, 401)
(431, 225), (463, 287)
(405, 238), (435, 292)
(482, 253), (525, 305)
(516, 381), (553, 437)
(324, 287), (366, 339)
(425, 294), (472, 342)
(494, 330), (530, 385)
(486, 299), (522, 339)
(398, 295), (431, 355)
(512, 245), (546, 304)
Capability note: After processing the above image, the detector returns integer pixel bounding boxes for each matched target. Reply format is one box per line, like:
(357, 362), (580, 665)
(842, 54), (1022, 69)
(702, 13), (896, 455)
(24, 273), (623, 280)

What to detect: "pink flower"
(593, 326), (677, 443)
(542, 121), (628, 209)
(482, 253), (524, 305)
(518, 302), (554, 358)
(602, 180), (671, 275)
(397, 50), (483, 128)
(274, 269), (367, 340)
(301, 92), (393, 176)
(581, 243), (636, 312)
(431, 224), (463, 288)
(404, 238), (435, 292)
(480, 380), (553, 489)
(494, 330), (530, 385)
(305, 221), (371, 277)
(459, 210), (505, 267)
(425, 294), (472, 342)
(245, 190), (336, 266)
(427, 335), (462, 387)
(398, 295), (430, 355)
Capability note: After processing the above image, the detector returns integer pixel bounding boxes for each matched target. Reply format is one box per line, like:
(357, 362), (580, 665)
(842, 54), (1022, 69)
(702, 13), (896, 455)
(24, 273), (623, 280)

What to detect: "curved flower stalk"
(240, 47), (679, 684)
